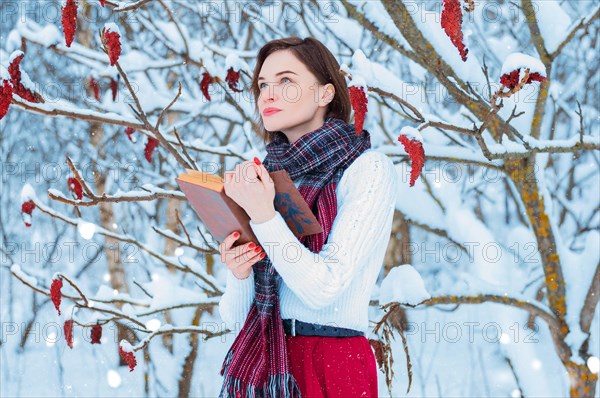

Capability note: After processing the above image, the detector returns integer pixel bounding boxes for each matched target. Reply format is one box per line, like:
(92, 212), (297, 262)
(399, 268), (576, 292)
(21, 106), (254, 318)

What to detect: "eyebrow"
(258, 71), (298, 81)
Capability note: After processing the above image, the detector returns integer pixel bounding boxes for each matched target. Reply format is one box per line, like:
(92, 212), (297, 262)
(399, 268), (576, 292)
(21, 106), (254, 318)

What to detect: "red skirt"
(285, 334), (378, 398)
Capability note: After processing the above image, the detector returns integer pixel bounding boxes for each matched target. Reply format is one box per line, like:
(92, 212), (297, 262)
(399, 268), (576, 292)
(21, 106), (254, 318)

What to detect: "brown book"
(175, 168), (323, 245)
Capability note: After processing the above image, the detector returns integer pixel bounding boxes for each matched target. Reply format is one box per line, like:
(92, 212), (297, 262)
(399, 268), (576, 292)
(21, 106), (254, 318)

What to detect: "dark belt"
(282, 319), (364, 337)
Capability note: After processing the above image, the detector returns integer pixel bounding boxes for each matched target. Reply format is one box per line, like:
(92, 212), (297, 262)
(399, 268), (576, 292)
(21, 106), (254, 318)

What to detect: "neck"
(282, 115), (326, 144)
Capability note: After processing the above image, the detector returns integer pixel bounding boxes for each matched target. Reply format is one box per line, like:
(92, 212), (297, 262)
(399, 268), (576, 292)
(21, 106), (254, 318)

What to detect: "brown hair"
(250, 36), (351, 145)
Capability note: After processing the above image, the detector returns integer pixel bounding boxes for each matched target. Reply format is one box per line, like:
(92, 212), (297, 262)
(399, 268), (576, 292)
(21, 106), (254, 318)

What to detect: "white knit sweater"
(218, 149), (398, 334)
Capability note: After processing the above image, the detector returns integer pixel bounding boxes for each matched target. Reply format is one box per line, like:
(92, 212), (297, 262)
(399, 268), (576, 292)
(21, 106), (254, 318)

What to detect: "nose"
(261, 84), (279, 104)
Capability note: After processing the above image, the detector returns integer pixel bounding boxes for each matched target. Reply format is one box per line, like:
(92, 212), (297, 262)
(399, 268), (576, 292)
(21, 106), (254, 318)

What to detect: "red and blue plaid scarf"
(219, 116), (371, 398)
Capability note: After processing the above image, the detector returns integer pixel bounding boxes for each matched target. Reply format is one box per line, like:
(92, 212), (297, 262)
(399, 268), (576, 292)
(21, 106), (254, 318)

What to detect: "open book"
(175, 168), (323, 245)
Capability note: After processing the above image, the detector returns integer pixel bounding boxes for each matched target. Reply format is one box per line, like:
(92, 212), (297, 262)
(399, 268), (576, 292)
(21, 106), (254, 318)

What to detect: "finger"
(232, 249), (265, 271)
(252, 249), (267, 262)
(242, 161), (259, 182)
(222, 245), (247, 264)
(223, 240), (260, 261)
(242, 160), (261, 182)
(255, 163), (272, 184)
(234, 164), (249, 184)
(231, 245), (263, 263)
(222, 231), (240, 251)
(228, 241), (258, 256)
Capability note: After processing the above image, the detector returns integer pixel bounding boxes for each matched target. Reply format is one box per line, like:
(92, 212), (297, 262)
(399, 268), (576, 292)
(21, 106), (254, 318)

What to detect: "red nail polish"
(233, 231), (240, 238)
(253, 157), (261, 166)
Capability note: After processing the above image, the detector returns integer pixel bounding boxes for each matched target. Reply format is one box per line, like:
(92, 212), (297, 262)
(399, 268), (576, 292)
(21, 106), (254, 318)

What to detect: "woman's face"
(256, 49), (334, 143)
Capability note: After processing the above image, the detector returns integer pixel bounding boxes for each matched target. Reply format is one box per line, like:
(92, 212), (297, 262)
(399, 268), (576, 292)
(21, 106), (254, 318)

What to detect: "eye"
(259, 76), (292, 89)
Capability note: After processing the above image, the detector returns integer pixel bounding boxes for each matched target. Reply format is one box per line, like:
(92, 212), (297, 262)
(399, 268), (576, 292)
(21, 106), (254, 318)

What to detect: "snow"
(8, 49), (23, 64)
(47, 188), (67, 199)
(349, 49), (375, 83)
(500, 52), (547, 77)
(322, 14), (363, 50)
(378, 264), (431, 306)
(152, 21), (188, 53)
(390, 163), (446, 230)
(347, 73), (367, 90)
(18, 68), (36, 92)
(0, 64), (10, 81)
(2, 2), (598, 397)
(4, 29), (21, 54)
(141, 271), (213, 312)
(104, 22), (121, 36)
(398, 1), (488, 86)
(556, 221), (599, 364)
(484, 34), (520, 65)
(20, 183), (37, 202)
(485, 132), (599, 155)
(356, 1), (409, 49)
(116, 50), (152, 71)
(10, 264), (39, 287)
(444, 204), (519, 287)
(92, 285), (147, 306)
(399, 126), (423, 142)
(185, 39), (206, 62)
(532, 1), (571, 54)
(500, 133), (527, 152)
(224, 53), (250, 74)
(341, 49), (411, 99)
(11, 97), (140, 124)
(119, 339), (134, 353)
(37, 24), (62, 47)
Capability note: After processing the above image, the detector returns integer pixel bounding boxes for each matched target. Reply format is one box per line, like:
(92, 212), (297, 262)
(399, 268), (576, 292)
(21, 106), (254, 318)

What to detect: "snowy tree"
(1, 1), (598, 397)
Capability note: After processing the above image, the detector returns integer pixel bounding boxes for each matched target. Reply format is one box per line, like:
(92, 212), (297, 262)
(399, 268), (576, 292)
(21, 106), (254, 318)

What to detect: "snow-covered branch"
(24, 192), (223, 295)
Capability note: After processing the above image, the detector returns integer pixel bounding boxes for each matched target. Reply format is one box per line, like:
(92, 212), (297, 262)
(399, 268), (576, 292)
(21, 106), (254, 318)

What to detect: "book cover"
(175, 168), (323, 246)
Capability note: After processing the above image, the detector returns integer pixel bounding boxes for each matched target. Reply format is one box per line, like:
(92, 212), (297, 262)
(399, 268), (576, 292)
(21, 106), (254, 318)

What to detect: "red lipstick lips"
(263, 107), (282, 116)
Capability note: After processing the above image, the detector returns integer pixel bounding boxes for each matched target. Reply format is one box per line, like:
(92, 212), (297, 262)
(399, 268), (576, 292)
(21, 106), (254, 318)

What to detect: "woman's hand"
(223, 158), (276, 223)
(218, 231), (265, 279)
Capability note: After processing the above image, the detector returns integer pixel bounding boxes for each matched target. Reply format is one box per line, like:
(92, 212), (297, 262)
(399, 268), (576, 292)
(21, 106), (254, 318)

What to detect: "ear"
(320, 83), (335, 106)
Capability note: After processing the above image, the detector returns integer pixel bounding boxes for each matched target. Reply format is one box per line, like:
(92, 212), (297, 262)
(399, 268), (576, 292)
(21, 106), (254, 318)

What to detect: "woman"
(217, 36), (398, 398)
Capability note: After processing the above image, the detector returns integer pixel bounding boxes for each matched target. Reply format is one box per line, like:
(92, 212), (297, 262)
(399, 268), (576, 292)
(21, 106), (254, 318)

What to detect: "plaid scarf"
(219, 116), (371, 398)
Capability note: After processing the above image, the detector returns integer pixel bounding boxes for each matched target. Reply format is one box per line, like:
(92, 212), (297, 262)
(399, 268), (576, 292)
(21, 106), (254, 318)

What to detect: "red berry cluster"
(61, 0), (78, 48)
(398, 135), (425, 187)
(200, 72), (213, 101)
(226, 67), (243, 93)
(348, 85), (368, 136)
(500, 70), (546, 90)
(64, 319), (74, 348)
(50, 277), (63, 315)
(441, 0), (469, 62)
(144, 137), (159, 163)
(21, 199), (36, 227)
(0, 78), (13, 120)
(8, 53), (42, 103)
(88, 77), (101, 101)
(125, 126), (135, 141)
(119, 341), (138, 371)
(67, 177), (83, 199)
(102, 28), (122, 66)
(91, 324), (102, 344)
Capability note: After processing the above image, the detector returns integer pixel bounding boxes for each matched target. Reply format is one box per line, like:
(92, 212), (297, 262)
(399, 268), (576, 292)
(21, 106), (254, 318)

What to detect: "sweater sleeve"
(248, 151), (398, 310)
(217, 268), (255, 328)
